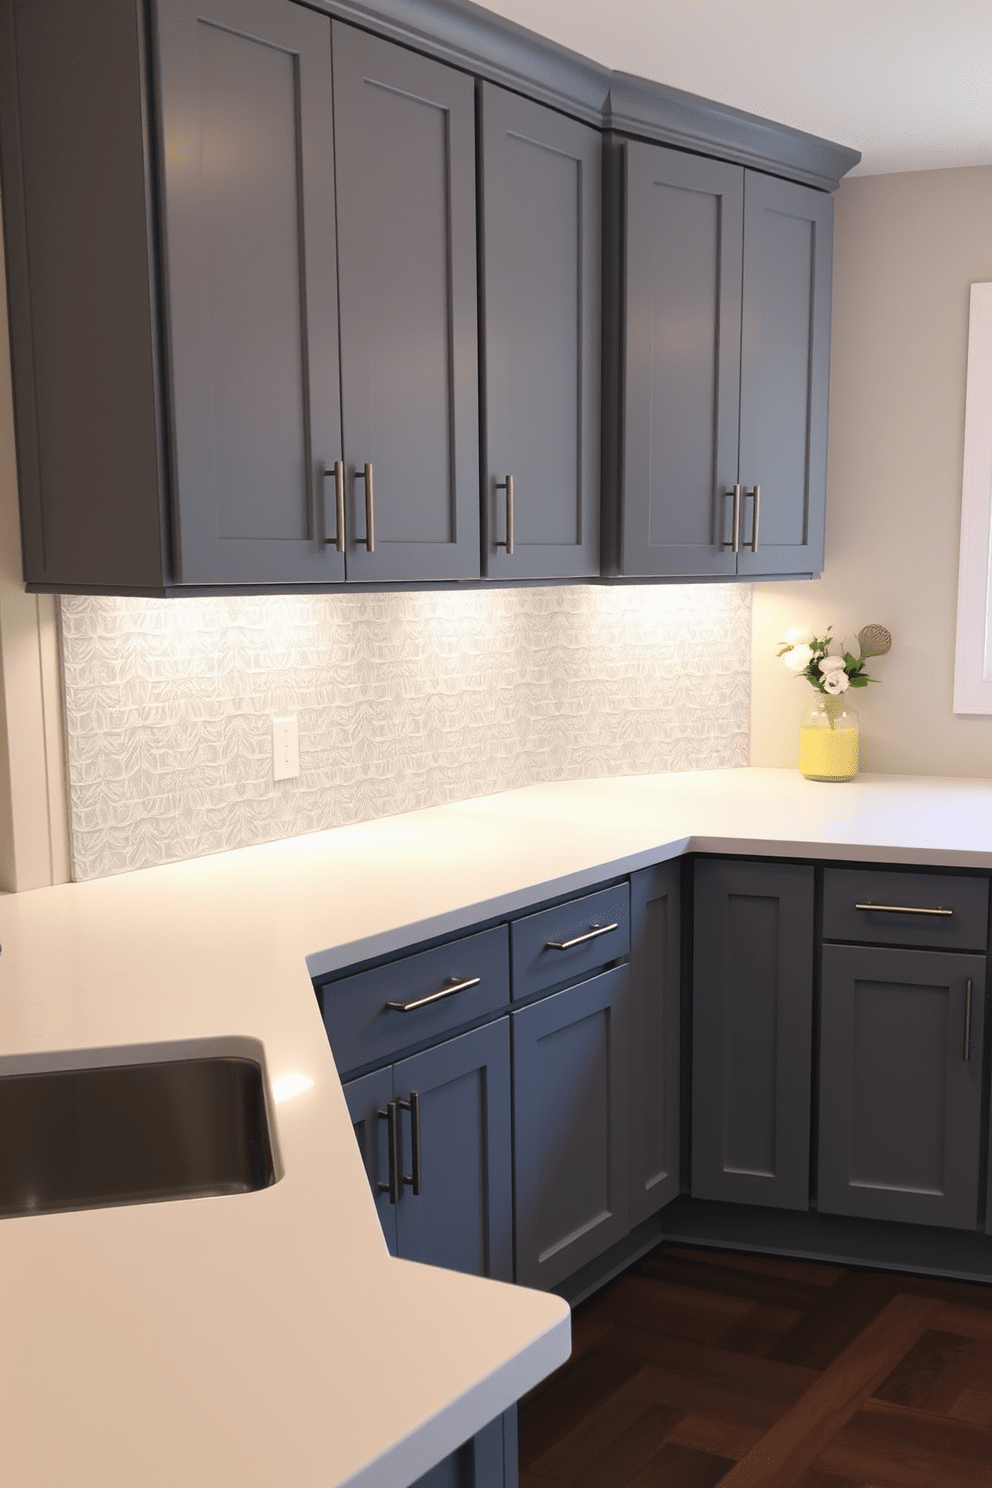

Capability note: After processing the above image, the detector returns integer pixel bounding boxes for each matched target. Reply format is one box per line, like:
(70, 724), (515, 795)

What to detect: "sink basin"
(0, 1056), (276, 1218)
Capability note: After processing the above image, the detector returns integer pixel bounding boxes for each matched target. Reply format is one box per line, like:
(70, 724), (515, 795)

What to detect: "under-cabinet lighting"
(271, 1073), (315, 1103)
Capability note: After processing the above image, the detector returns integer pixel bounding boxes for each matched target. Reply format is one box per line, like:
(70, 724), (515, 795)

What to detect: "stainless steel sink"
(0, 1056), (276, 1218)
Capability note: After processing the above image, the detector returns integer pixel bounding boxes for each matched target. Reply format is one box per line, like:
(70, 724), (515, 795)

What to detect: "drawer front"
(321, 926), (510, 1076)
(511, 883), (630, 1000)
(823, 868), (989, 951)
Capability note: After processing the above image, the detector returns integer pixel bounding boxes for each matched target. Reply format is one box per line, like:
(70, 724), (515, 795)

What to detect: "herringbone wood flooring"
(518, 1244), (992, 1487)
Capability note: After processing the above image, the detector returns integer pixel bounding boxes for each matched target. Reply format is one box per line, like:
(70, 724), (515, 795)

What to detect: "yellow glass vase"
(799, 695), (859, 782)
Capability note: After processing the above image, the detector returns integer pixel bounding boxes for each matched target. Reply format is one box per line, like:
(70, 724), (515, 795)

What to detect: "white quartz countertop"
(3, 766), (992, 1486)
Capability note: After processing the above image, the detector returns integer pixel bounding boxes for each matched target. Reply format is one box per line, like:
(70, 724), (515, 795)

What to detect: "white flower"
(783, 643), (813, 672)
(783, 626), (814, 646)
(818, 655), (846, 674)
(822, 670), (850, 695)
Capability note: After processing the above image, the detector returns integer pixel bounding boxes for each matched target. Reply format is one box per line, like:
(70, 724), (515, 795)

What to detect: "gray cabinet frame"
(628, 861), (681, 1225)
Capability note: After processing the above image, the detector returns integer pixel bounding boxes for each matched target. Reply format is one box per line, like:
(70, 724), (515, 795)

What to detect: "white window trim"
(953, 283), (992, 714)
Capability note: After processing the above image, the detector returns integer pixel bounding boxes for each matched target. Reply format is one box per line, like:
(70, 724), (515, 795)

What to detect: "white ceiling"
(476, 0), (992, 176)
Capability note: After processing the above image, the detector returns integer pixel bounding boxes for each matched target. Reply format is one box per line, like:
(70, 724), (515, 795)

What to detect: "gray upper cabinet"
(479, 84), (601, 579)
(157, 0), (345, 585)
(0, 0), (479, 591)
(606, 140), (833, 580)
(735, 172), (833, 576)
(611, 145), (743, 579)
(332, 24), (480, 583)
(2, 0), (855, 595)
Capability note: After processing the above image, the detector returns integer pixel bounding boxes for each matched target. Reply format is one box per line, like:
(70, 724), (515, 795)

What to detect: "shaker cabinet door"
(616, 143), (743, 578)
(609, 141), (832, 581)
(513, 965), (630, 1289)
(480, 83), (601, 579)
(394, 1020), (513, 1282)
(155, 0), (345, 583)
(332, 23), (480, 582)
(736, 172), (833, 577)
(692, 858), (814, 1209)
(818, 944), (986, 1230)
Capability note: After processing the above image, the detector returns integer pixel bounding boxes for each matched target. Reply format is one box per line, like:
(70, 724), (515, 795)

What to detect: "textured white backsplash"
(60, 585), (751, 880)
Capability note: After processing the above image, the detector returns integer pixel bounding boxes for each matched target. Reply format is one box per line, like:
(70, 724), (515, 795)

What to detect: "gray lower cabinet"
(479, 83), (601, 579)
(342, 1019), (512, 1280)
(818, 944), (987, 1229)
(343, 1021), (514, 1488)
(512, 965), (630, 1289)
(411, 1416), (514, 1488)
(629, 862), (681, 1226)
(691, 858), (815, 1209)
(606, 139), (832, 579)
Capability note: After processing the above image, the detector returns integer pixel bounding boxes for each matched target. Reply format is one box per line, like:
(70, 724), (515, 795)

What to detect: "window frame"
(953, 282), (992, 714)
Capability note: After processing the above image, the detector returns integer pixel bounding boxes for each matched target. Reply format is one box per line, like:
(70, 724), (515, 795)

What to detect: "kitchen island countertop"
(3, 766), (992, 1486)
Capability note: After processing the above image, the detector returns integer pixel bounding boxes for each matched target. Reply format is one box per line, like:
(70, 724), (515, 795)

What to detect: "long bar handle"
(385, 975), (481, 1013)
(376, 1103), (401, 1205)
(854, 902), (953, 917)
(397, 1092), (422, 1195)
(545, 921), (619, 952)
(724, 484), (742, 553)
(495, 475), (514, 556)
(964, 979), (973, 1062)
(323, 460), (345, 552)
(355, 462), (374, 551)
(748, 484), (760, 553)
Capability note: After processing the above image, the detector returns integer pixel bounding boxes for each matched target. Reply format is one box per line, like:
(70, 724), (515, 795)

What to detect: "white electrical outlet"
(272, 715), (300, 781)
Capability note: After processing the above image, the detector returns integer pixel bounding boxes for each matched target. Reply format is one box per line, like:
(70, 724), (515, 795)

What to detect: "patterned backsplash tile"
(60, 584), (751, 880)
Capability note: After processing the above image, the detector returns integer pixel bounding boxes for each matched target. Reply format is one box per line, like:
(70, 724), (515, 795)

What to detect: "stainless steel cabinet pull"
(724, 484), (742, 553)
(377, 1103), (401, 1205)
(963, 979), (973, 1062)
(324, 460), (345, 552)
(854, 902), (953, 917)
(495, 475), (514, 556)
(385, 975), (481, 1013)
(397, 1092), (422, 1195)
(748, 484), (760, 553)
(354, 462), (374, 551)
(545, 922), (619, 952)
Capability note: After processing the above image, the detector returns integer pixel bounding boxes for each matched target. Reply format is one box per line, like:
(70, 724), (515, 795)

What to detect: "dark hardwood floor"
(518, 1243), (992, 1487)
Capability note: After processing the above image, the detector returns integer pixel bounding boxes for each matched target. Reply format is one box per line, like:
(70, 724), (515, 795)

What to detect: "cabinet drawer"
(823, 868), (989, 951)
(321, 926), (509, 1076)
(511, 884), (630, 1000)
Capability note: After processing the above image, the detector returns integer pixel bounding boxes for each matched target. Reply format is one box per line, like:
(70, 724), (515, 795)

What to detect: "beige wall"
(751, 164), (992, 776)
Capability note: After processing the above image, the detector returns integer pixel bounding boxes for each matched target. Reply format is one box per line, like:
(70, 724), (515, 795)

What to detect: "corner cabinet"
(603, 139), (833, 580)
